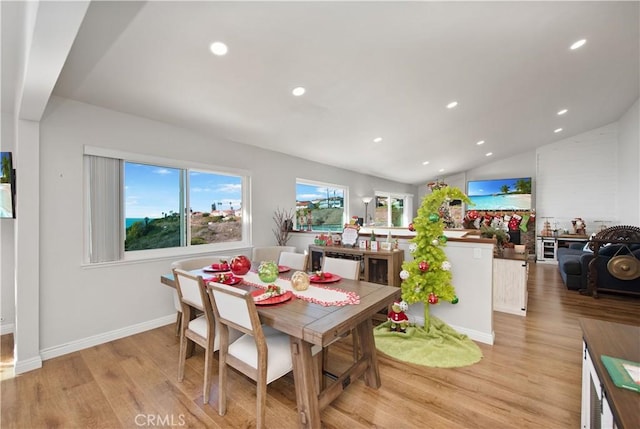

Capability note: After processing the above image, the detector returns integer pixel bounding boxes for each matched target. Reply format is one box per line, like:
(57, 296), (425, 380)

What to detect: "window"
(295, 179), (348, 232)
(85, 147), (249, 263)
(372, 192), (413, 227)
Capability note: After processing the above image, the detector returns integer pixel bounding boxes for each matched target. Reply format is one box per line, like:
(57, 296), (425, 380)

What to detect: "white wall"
(32, 97), (415, 357)
(536, 123), (620, 234)
(617, 99), (640, 226)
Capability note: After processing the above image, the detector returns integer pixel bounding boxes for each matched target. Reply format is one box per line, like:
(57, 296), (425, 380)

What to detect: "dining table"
(161, 265), (400, 429)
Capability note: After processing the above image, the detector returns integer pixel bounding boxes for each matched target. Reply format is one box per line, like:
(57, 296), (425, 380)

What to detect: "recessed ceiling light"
(485, 152), (493, 157)
(554, 128), (563, 133)
(292, 87), (306, 96)
(476, 140), (485, 145)
(209, 41), (228, 56)
(438, 168), (445, 173)
(422, 161), (430, 165)
(373, 137), (382, 143)
(557, 109), (568, 115)
(446, 101), (458, 109)
(570, 39), (586, 50)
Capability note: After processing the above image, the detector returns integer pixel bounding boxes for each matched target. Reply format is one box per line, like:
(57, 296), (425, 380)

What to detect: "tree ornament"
(432, 238), (440, 246)
(441, 260), (452, 271)
(408, 222), (415, 232)
(451, 295), (459, 304)
(428, 292), (439, 304)
(399, 269), (410, 280)
(439, 235), (448, 244)
(409, 243), (418, 253)
(419, 260), (429, 272)
(428, 213), (440, 223)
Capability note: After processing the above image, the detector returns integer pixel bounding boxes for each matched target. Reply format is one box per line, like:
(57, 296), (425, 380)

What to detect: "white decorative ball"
(441, 261), (452, 271)
(432, 239), (439, 246)
(399, 269), (410, 280)
(409, 243), (418, 253)
(399, 301), (409, 312)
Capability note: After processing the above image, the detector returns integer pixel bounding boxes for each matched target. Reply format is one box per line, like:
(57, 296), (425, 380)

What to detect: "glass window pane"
(391, 197), (404, 227)
(124, 162), (181, 251)
(374, 196), (389, 226)
(296, 182), (346, 232)
(189, 171), (243, 245)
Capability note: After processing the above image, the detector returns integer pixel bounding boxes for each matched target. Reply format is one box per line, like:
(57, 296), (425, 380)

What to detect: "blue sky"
(125, 163), (242, 218)
(296, 183), (344, 201)
(467, 178), (530, 196)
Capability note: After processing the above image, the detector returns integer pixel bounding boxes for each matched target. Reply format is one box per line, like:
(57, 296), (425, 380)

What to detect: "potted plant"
(480, 225), (510, 256)
(272, 208), (295, 246)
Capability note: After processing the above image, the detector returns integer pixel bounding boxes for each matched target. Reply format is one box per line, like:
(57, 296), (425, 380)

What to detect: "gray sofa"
(557, 241), (640, 293)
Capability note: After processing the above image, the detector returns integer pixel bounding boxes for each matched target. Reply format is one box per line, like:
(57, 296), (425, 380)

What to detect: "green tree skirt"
(374, 317), (483, 368)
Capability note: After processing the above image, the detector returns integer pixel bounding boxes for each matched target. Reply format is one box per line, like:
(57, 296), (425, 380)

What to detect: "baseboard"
(410, 315), (495, 345)
(40, 314), (175, 361)
(14, 355), (43, 375)
(1, 322), (15, 335)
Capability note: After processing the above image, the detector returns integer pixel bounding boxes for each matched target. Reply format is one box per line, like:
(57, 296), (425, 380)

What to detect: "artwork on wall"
(466, 177), (532, 211)
(1, 152), (16, 218)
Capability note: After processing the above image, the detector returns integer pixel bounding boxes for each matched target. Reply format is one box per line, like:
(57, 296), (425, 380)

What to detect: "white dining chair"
(207, 283), (295, 428)
(170, 256), (230, 336)
(172, 268), (241, 404)
(251, 246), (296, 264)
(321, 257), (360, 281)
(278, 251), (308, 271)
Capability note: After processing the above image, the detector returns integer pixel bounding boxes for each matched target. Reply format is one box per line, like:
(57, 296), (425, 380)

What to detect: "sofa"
(556, 225), (640, 295)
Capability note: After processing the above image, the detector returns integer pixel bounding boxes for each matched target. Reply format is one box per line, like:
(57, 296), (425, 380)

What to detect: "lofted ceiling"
(7, 1), (640, 185)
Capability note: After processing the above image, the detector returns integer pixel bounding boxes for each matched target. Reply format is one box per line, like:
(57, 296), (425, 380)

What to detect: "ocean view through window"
(84, 147), (249, 263)
(125, 163), (245, 251)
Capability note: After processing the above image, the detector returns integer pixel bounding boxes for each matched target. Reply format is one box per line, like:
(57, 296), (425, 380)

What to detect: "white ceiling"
(6, 1), (640, 185)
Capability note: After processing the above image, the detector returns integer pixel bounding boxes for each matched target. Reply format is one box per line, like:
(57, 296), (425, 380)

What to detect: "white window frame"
(373, 191), (413, 227)
(83, 146), (252, 264)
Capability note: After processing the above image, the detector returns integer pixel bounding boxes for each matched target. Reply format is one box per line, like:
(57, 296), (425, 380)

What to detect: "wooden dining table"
(161, 268), (400, 429)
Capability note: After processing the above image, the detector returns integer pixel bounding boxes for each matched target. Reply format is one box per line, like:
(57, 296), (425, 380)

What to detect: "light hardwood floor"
(2, 263), (639, 428)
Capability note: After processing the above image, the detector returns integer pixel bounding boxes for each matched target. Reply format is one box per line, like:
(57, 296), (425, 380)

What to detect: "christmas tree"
(400, 185), (471, 331)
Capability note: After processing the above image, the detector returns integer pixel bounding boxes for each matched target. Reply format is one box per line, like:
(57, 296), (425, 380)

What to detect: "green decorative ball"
(451, 296), (459, 304)
(439, 235), (448, 244)
(428, 213), (440, 223)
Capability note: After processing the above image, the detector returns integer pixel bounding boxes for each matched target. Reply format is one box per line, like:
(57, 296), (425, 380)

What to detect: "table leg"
(355, 317), (381, 388)
(290, 337), (322, 429)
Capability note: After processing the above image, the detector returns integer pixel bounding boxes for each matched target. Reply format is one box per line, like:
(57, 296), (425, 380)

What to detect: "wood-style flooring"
(2, 262), (639, 428)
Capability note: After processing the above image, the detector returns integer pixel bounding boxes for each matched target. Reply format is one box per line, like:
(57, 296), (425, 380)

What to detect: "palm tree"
(500, 184), (510, 194)
(1, 154), (11, 183)
(515, 178), (531, 194)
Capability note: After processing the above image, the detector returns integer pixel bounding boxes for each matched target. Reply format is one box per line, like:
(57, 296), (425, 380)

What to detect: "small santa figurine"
(388, 301), (409, 332)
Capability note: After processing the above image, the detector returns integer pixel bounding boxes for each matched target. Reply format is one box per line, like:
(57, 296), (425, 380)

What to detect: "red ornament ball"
(428, 292), (439, 304)
(408, 222), (415, 232)
(419, 260), (430, 272)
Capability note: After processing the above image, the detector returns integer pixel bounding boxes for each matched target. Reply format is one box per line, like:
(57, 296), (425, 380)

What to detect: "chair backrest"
(252, 246), (296, 264)
(171, 255), (231, 272)
(278, 251), (308, 271)
(322, 257), (360, 280)
(170, 257), (230, 312)
(208, 283), (263, 338)
(172, 268), (212, 314)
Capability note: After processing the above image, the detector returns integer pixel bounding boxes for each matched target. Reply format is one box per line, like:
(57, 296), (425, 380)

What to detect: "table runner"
(239, 271), (360, 306)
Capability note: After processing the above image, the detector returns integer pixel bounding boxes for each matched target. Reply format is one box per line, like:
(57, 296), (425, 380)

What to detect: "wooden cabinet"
(308, 245), (404, 286)
(536, 235), (588, 263)
(579, 318), (639, 429)
(493, 250), (528, 316)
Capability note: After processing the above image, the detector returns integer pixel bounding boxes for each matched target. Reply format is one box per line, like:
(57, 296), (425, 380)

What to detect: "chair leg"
(256, 377), (267, 429)
(218, 356), (228, 416)
(177, 334), (188, 382)
(174, 311), (182, 337)
(351, 329), (359, 362)
(203, 348), (213, 404)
